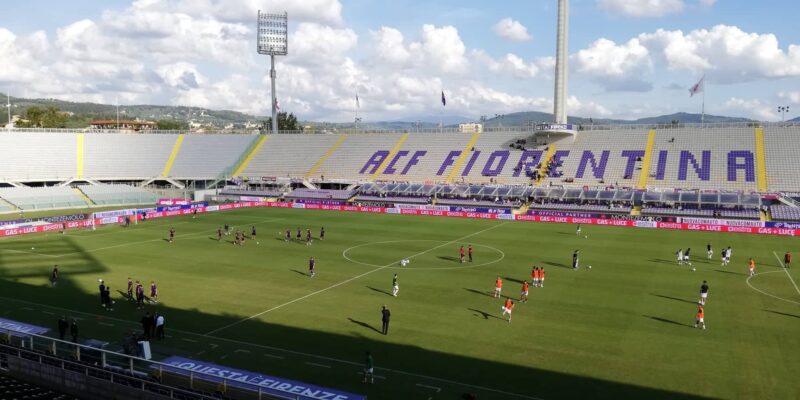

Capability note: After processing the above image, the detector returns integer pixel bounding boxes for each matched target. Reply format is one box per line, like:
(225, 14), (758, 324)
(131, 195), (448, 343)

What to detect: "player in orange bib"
(540, 268), (546, 287)
(501, 298), (514, 322)
(494, 277), (503, 298)
(521, 281), (529, 303)
(748, 258), (755, 277)
(694, 305), (706, 330)
(530, 266), (536, 285)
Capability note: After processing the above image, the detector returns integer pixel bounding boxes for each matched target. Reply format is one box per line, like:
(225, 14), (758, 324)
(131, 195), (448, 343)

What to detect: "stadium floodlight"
(778, 106), (789, 122)
(257, 11), (288, 134)
(553, 0), (569, 125)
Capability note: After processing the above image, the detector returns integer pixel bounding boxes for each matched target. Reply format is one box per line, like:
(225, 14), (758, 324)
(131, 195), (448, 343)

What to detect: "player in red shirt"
(539, 268), (546, 288)
(520, 281), (529, 303)
(785, 251), (792, 269)
(459, 246), (465, 263)
(501, 298), (515, 322)
(468, 244), (473, 262)
(494, 277), (503, 298)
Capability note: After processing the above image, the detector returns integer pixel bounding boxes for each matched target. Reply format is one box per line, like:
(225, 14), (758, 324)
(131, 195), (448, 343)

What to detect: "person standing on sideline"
(785, 251), (792, 268)
(699, 280), (709, 305)
(362, 351), (374, 384)
(69, 319), (79, 342)
(57, 316), (68, 340)
(391, 274), (399, 297)
(468, 244), (473, 262)
(141, 312), (153, 340)
(98, 279), (107, 307)
(155, 313), (165, 340)
(381, 305), (391, 335)
(50, 265), (59, 287)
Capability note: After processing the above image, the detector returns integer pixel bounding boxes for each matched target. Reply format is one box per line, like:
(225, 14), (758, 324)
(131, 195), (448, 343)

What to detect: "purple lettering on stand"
(655, 150), (668, 180)
(462, 151), (481, 176)
(401, 151), (427, 175)
(360, 151), (390, 174)
(512, 150), (543, 177)
(679, 150), (710, 181)
(727, 151), (755, 182)
(481, 151), (510, 177)
(575, 150), (610, 179)
(437, 151), (461, 175)
(383, 150), (409, 175)
(621, 150), (644, 179)
(549, 151), (570, 177)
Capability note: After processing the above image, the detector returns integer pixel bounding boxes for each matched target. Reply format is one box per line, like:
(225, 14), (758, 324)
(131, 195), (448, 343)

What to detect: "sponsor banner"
(0, 213), (90, 227)
(395, 204), (449, 211)
(294, 199), (346, 206)
(156, 203), (208, 212)
(635, 220), (658, 228)
(0, 317), (49, 336)
(766, 221), (800, 229)
(159, 356), (365, 400)
(100, 217), (119, 225)
(680, 217), (764, 228)
(205, 205), (220, 212)
(450, 207), (511, 214)
(158, 198), (190, 206)
(527, 210), (597, 218)
(291, 202), (306, 209)
(94, 209), (131, 219)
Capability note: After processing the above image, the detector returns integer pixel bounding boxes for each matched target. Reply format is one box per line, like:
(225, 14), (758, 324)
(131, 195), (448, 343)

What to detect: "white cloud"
(493, 18), (532, 42)
(598, 0), (685, 17)
(472, 50), (540, 79)
(779, 91), (800, 104)
(639, 25), (800, 82)
(573, 38), (653, 91)
(370, 27), (412, 66)
(416, 24), (468, 74)
(723, 98), (778, 121)
(698, 0), (717, 7)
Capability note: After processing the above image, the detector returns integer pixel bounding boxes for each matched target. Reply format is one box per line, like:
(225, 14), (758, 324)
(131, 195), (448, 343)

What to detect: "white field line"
(0, 248), (59, 258)
(304, 362), (331, 369)
(66, 220), (192, 238)
(773, 251), (800, 296)
(54, 217), (284, 257)
(745, 270), (800, 306)
(263, 353), (285, 360)
(204, 222), (508, 336)
(416, 383), (442, 392)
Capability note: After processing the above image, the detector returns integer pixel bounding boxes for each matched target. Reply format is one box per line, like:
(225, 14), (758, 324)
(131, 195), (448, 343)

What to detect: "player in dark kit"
(224, 223), (230, 235)
(150, 281), (158, 303)
(572, 250), (580, 269)
(168, 227), (175, 243)
(217, 227), (223, 241)
(296, 228), (302, 241)
(135, 281), (145, 309)
(306, 229), (312, 246)
(320, 227), (325, 240)
(251, 226), (256, 240)
(50, 265), (58, 286)
(468, 245), (473, 262)
(459, 246), (465, 263)
(785, 251), (792, 268)
(285, 229), (291, 241)
(309, 257), (316, 278)
(127, 277), (133, 300)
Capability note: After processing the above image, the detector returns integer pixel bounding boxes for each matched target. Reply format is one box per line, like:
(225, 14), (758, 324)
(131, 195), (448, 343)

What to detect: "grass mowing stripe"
(0, 248), (58, 258)
(204, 221), (509, 336)
(773, 251), (800, 296)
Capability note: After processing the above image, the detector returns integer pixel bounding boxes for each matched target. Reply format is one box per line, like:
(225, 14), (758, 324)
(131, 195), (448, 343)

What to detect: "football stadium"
(1, 1), (799, 400)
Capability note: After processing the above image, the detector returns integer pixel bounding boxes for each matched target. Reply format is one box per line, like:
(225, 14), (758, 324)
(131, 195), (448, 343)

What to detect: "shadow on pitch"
(651, 293), (697, 305)
(713, 269), (745, 276)
(503, 276), (525, 284)
(645, 315), (693, 328)
(649, 258), (677, 265)
(543, 261), (569, 269)
(347, 318), (381, 334)
(366, 286), (392, 296)
(290, 269), (309, 277)
(437, 256), (460, 262)
(463, 288), (494, 298)
(468, 308), (504, 321)
(763, 309), (800, 319)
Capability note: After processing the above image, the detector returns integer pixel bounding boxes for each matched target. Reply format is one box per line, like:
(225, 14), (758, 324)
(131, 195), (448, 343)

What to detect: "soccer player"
(60, 223), (66, 234)
(726, 246), (733, 265)
(530, 266), (536, 285)
(748, 257), (756, 276)
(309, 256), (316, 278)
(234, 231), (240, 245)
(707, 243), (713, 259)
(320, 227), (325, 240)
(50, 265), (58, 287)
(532, 267), (539, 287)
(99, 279), (106, 307)
(363, 351), (374, 384)
(150, 281), (158, 303)
(684, 248), (692, 266)
(392, 274), (399, 297)
(785, 251), (792, 269)
(720, 247), (728, 266)
(572, 250), (580, 269)
(168, 227), (175, 243)
(217, 227), (223, 242)
(296, 228), (302, 241)
(540, 267), (546, 287)
(699, 280), (709, 305)
(285, 229), (291, 242)
(251, 226), (256, 240)
(520, 280), (529, 303)
(676, 249), (684, 265)
(127, 277), (133, 300)
(192, 208), (197, 219)
(135, 281), (145, 309)
(224, 223), (230, 235)
(694, 305), (706, 330)
(468, 245), (473, 262)
(459, 246), (465, 263)
(306, 229), (312, 246)
(494, 277), (503, 298)
(576, 224), (582, 236)
(501, 298), (515, 322)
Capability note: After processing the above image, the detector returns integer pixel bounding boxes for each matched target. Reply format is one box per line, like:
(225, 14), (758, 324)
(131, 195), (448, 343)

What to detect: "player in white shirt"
(677, 249), (684, 265)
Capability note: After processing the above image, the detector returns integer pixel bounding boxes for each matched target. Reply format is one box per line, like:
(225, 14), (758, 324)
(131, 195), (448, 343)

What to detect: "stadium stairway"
(754, 127), (769, 192)
(161, 134), (186, 178)
(446, 132), (482, 183)
(513, 202), (529, 215)
(534, 145), (558, 187)
(0, 196), (19, 212)
(637, 129), (656, 189)
(630, 206), (642, 216)
(305, 134), (349, 179)
(74, 187), (95, 206)
(371, 133), (409, 180)
(232, 135), (270, 177)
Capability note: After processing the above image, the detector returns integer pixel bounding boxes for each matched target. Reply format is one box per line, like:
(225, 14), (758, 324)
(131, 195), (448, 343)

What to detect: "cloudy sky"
(1, 0), (798, 122)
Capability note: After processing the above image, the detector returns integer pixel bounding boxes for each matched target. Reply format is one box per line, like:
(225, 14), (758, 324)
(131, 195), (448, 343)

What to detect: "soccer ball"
(31, 247), (35, 250)
(257, 242), (260, 245)
(584, 235), (588, 238)
(588, 265), (592, 269)
(692, 268), (696, 271)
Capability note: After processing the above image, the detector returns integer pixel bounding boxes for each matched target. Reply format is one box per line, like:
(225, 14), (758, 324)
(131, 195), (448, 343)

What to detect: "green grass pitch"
(1, 207), (799, 399)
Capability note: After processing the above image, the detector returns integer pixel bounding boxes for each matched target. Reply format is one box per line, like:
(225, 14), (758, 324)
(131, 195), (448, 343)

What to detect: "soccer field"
(1, 207), (799, 399)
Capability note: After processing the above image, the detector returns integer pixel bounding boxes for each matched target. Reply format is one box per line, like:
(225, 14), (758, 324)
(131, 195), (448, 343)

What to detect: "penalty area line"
(773, 251), (800, 297)
(204, 222), (508, 336)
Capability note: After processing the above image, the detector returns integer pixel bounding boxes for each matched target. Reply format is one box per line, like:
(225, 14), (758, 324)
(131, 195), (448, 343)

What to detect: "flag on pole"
(441, 91), (446, 106)
(274, 98), (280, 110)
(356, 94), (360, 109)
(689, 76), (704, 97)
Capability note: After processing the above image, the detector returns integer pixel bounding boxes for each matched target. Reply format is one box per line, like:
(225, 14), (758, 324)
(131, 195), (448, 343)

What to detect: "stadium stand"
(285, 189), (355, 201)
(169, 135), (254, 179)
(770, 205), (800, 221)
(764, 126), (800, 192)
(78, 184), (159, 205)
(0, 187), (87, 210)
(241, 134), (346, 180)
(0, 132), (76, 182)
(84, 134), (176, 179)
(0, 374), (77, 400)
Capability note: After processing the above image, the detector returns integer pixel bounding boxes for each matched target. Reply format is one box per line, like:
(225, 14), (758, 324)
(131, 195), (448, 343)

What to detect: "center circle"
(342, 239), (505, 270)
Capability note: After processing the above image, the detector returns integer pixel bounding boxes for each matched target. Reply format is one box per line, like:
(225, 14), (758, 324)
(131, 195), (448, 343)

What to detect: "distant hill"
(789, 116), (800, 122)
(482, 111), (755, 127)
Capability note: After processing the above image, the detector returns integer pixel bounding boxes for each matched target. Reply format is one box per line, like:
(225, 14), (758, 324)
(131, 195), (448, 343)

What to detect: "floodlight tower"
(257, 11), (288, 134)
(553, 0), (569, 125)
